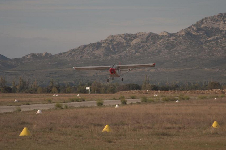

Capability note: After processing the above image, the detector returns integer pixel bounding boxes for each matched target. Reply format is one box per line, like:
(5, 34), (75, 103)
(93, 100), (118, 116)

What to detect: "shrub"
(162, 96), (177, 102)
(55, 103), (63, 109)
(141, 96), (155, 103)
(141, 96), (148, 102)
(179, 95), (190, 100)
(121, 99), (127, 105)
(119, 96), (125, 100)
(130, 95), (137, 99)
(45, 98), (52, 103)
(147, 98), (155, 103)
(198, 95), (207, 99)
(69, 97), (85, 102)
(69, 98), (75, 102)
(96, 100), (103, 106)
(64, 104), (68, 109)
(15, 107), (21, 112)
(120, 96), (127, 105)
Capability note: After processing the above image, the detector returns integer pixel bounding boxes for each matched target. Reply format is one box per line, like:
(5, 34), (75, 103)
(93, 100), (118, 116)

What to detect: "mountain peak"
(196, 13), (226, 30)
(159, 31), (171, 36)
(0, 54), (9, 60)
(1, 13), (226, 84)
(22, 52), (52, 59)
(176, 13), (226, 37)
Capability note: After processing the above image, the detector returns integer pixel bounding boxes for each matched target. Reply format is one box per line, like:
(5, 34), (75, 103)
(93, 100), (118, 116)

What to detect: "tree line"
(0, 77), (224, 94)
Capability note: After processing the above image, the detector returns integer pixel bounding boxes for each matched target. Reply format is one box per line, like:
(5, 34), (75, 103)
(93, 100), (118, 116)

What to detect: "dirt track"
(0, 99), (141, 113)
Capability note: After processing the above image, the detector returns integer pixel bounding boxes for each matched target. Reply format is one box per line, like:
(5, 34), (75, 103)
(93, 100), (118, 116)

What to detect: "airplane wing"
(116, 63), (155, 70)
(73, 63), (155, 70)
(73, 66), (111, 70)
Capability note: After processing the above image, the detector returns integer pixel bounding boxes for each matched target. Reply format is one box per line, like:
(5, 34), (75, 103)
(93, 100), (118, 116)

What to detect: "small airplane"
(73, 63), (155, 82)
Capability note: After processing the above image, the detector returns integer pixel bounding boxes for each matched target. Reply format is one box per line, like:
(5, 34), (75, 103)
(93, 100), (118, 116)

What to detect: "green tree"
(77, 85), (86, 93)
(12, 80), (17, 93)
(37, 87), (44, 94)
(47, 79), (55, 93)
(32, 79), (38, 92)
(0, 77), (6, 92)
(142, 75), (151, 90)
(52, 86), (59, 93)
(208, 81), (222, 90)
(91, 81), (102, 93)
(0, 77), (6, 88)
(66, 84), (72, 93)
(16, 77), (27, 93)
(0, 77), (12, 93)
(106, 83), (117, 93)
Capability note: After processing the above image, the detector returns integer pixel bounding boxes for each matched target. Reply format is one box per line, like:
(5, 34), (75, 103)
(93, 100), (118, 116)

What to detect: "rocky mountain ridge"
(0, 54), (9, 60)
(0, 13), (226, 85)
(58, 13), (226, 63)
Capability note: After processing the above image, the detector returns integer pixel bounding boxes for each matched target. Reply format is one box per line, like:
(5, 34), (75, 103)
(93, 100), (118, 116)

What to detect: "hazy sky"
(0, 0), (226, 58)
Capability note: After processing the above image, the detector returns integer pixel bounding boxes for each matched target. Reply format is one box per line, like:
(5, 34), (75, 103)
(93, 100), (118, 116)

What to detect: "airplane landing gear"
(107, 79), (109, 82)
(121, 78), (123, 81)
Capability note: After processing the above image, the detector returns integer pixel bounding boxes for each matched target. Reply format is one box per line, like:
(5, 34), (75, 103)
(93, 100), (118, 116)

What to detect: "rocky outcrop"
(0, 54), (9, 60)
(0, 13), (226, 84)
(22, 52), (52, 59)
(56, 13), (226, 63)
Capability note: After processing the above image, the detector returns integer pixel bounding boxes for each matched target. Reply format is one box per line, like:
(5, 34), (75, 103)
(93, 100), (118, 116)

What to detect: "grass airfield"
(0, 92), (226, 150)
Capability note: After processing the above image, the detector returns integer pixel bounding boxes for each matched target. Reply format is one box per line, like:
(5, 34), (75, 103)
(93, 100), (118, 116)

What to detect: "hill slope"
(0, 13), (226, 85)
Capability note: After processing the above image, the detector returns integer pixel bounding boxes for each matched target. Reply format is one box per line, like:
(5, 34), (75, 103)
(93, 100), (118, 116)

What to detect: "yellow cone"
(212, 121), (219, 128)
(102, 125), (111, 132)
(19, 127), (31, 136)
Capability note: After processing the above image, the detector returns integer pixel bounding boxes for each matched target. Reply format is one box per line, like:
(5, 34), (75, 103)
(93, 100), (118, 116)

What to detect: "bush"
(69, 97), (85, 102)
(209, 95), (219, 99)
(198, 95), (207, 99)
(179, 95), (190, 100)
(25, 102), (30, 105)
(130, 95), (137, 99)
(64, 104), (68, 109)
(45, 98), (52, 103)
(15, 107), (21, 112)
(147, 98), (155, 103)
(55, 103), (63, 109)
(121, 99), (127, 105)
(120, 96), (127, 105)
(119, 96), (125, 100)
(141, 96), (155, 103)
(162, 96), (177, 102)
(141, 96), (148, 102)
(96, 100), (103, 106)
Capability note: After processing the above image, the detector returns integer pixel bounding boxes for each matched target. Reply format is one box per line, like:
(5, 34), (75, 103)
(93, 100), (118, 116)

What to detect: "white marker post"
(86, 87), (90, 94)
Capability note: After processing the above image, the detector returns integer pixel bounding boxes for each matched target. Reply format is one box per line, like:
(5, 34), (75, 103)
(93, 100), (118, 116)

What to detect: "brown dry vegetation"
(0, 93), (226, 149)
(1, 90), (225, 106)
(0, 93), (121, 106)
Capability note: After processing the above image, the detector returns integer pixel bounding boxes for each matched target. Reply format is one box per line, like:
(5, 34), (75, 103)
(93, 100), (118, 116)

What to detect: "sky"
(0, 0), (226, 58)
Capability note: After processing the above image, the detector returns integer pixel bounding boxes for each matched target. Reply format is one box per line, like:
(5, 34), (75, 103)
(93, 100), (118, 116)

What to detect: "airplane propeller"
(111, 64), (115, 68)
(73, 62), (155, 82)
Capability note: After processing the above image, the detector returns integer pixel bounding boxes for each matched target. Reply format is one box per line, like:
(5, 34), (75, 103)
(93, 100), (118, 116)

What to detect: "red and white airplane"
(73, 63), (155, 82)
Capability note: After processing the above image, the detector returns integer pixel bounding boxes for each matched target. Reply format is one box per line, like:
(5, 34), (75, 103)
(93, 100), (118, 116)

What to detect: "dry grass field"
(0, 93), (141, 106)
(0, 92), (226, 150)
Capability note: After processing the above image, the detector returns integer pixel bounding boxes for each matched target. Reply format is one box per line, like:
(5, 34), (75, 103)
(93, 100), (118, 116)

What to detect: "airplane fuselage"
(73, 63), (155, 82)
(109, 68), (120, 77)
